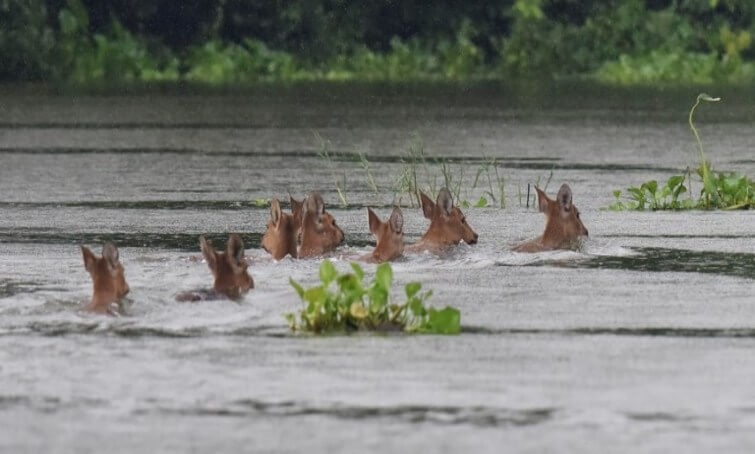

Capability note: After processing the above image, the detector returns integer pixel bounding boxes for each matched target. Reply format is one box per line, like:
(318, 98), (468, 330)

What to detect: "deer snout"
(468, 233), (479, 244)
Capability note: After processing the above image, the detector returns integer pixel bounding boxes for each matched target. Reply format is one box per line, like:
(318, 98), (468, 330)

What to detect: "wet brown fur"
(365, 207), (404, 262)
(299, 192), (345, 258)
(81, 243), (129, 314)
(512, 184), (588, 252)
(406, 188), (478, 253)
(200, 234), (254, 299)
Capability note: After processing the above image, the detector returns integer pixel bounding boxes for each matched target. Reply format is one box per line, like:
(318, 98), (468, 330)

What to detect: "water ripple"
(146, 399), (558, 427)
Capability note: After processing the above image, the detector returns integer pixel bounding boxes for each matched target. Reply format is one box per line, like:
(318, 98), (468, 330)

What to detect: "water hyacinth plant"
(609, 93), (753, 211)
(287, 260), (461, 334)
(607, 175), (694, 211)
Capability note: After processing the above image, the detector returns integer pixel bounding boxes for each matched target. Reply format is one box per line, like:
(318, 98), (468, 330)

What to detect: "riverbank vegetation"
(4, 0), (755, 85)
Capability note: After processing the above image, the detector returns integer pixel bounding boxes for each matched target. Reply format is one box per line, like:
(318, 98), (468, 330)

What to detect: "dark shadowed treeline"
(2, 0), (755, 84)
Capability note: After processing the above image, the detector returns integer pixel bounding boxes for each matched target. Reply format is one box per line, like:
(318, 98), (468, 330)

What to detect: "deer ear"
(81, 246), (96, 273)
(290, 196), (303, 222)
(367, 208), (381, 235)
(389, 207), (403, 233)
(102, 243), (120, 272)
(227, 234), (246, 271)
(535, 186), (550, 213)
(200, 236), (217, 272)
(556, 184), (573, 211)
(436, 188), (453, 216)
(419, 191), (435, 219)
(270, 199), (282, 226)
(306, 192), (324, 217)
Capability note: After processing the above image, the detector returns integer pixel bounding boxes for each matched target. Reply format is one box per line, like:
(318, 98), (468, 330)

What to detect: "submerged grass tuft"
(392, 137), (518, 209)
(314, 132), (348, 207)
(313, 133), (533, 210)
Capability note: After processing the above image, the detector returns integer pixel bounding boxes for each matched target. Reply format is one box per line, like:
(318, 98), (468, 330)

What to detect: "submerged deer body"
(177, 234), (254, 302)
(406, 188), (478, 253)
(365, 207), (404, 262)
(513, 184), (588, 252)
(262, 198), (299, 260)
(81, 243), (130, 314)
(298, 192), (345, 258)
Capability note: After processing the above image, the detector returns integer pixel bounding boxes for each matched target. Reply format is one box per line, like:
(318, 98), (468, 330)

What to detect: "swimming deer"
(262, 198), (299, 260)
(299, 192), (345, 258)
(81, 243), (129, 314)
(512, 184), (588, 252)
(182, 234), (254, 301)
(365, 207), (404, 262)
(406, 188), (478, 253)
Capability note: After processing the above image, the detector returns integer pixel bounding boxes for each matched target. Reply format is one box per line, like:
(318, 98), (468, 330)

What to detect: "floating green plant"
(607, 175), (694, 211)
(609, 94), (753, 211)
(286, 260), (461, 334)
(252, 197), (269, 207)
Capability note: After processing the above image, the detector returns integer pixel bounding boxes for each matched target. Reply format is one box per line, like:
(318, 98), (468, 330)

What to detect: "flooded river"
(1, 83), (754, 452)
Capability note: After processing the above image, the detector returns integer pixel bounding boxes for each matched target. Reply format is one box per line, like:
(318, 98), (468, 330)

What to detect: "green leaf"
(409, 297), (425, 317)
(405, 282), (422, 299)
(319, 259), (337, 286)
(627, 187), (644, 202)
(612, 190), (621, 199)
(368, 286), (389, 313)
(303, 286), (326, 305)
(667, 175), (685, 190)
(289, 278), (305, 298)
(642, 180), (658, 196)
(474, 196), (488, 207)
(425, 306), (461, 334)
(375, 262), (393, 290)
(338, 274), (364, 301)
(350, 262), (365, 281)
(673, 184), (687, 199)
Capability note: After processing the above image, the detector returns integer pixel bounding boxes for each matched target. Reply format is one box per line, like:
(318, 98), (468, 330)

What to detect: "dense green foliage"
(608, 93), (754, 211)
(287, 260), (461, 335)
(3, 0), (755, 84)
